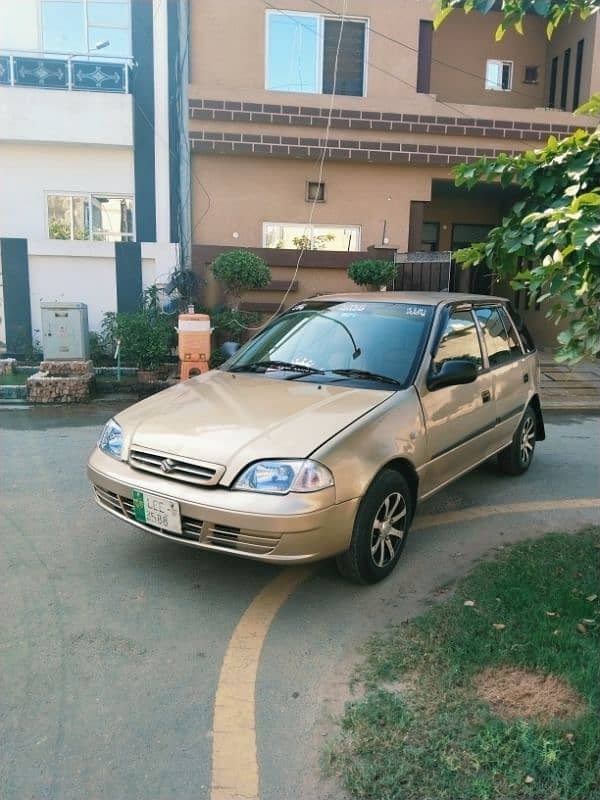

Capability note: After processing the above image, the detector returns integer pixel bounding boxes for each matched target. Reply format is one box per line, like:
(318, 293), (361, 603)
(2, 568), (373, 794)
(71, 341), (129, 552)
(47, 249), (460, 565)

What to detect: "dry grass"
(475, 666), (588, 723)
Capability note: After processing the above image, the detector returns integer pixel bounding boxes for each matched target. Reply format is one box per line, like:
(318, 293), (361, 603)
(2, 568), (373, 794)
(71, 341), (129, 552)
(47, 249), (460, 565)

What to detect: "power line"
(306, 0), (556, 105)
(261, 0), (476, 120)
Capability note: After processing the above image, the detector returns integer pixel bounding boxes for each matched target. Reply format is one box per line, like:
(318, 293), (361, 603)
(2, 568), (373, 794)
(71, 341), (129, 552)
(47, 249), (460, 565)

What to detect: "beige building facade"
(188, 0), (600, 345)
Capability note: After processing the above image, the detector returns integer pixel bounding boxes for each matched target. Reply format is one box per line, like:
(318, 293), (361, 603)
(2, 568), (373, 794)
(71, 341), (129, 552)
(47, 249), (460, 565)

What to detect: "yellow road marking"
(413, 498), (600, 531)
(211, 566), (314, 800)
(210, 496), (599, 799)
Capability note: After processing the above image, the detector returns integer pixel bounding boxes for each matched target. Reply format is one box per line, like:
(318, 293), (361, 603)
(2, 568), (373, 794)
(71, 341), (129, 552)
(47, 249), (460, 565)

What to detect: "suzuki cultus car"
(89, 293), (544, 583)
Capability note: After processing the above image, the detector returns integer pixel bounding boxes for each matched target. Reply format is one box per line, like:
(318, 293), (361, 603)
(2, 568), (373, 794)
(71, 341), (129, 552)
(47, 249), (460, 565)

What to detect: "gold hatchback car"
(88, 292), (545, 583)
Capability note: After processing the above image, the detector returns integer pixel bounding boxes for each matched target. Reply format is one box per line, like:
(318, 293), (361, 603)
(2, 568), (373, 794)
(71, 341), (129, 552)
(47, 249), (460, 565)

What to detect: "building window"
(523, 65), (539, 84)
(485, 59), (512, 91)
(560, 47), (571, 110)
(41, 0), (131, 58)
(263, 222), (360, 251)
(47, 194), (134, 242)
(266, 10), (367, 96)
(573, 39), (585, 110)
(306, 181), (325, 202)
(421, 222), (439, 252)
(548, 56), (558, 108)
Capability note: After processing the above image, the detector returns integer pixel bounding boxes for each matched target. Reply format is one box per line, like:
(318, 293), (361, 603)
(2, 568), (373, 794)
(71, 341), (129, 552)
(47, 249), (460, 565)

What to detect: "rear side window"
(474, 307), (513, 367)
(507, 304), (536, 353)
(498, 307), (524, 356)
(434, 310), (483, 370)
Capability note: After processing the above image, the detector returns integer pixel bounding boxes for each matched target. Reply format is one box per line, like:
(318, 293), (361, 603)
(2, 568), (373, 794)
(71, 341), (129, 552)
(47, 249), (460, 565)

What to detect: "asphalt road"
(0, 403), (598, 800)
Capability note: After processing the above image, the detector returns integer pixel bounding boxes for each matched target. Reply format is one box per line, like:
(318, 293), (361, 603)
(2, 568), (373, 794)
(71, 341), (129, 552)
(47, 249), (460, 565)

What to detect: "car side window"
(498, 307), (524, 356)
(434, 310), (483, 371)
(474, 307), (513, 367)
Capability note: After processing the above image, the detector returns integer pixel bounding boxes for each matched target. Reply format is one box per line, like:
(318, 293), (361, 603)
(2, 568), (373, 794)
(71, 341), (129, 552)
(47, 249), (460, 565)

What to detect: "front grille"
(128, 447), (225, 487)
(93, 485), (280, 556)
(93, 485), (202, 542)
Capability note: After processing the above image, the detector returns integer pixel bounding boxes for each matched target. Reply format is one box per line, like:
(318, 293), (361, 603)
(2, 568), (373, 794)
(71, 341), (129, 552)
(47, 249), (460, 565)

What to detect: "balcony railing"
(0, 52), (129, 93)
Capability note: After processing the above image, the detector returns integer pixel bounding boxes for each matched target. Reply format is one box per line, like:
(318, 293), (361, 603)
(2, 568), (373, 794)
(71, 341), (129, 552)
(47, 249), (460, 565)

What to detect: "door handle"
(481, 389), (491, 403)
(523, 373), (529, 383)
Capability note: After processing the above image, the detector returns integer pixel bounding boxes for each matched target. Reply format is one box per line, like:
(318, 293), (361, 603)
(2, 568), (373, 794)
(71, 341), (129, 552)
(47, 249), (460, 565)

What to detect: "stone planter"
(27, 360), (94, 404)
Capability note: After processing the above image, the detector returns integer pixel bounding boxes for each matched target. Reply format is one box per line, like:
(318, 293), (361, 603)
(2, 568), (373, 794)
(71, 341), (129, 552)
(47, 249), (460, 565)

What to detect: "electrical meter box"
(41, 302), (90, 360)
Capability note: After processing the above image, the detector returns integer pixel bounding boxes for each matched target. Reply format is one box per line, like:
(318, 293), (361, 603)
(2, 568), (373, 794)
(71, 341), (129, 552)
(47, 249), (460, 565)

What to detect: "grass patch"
(0, 373), (28, 385)
(325, 529), (600, 800)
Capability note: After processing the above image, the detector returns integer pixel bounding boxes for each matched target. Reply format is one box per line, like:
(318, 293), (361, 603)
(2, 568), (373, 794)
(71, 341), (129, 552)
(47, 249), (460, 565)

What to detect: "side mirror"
(427, 359), (478, 391)
(221, 341), (241, 358)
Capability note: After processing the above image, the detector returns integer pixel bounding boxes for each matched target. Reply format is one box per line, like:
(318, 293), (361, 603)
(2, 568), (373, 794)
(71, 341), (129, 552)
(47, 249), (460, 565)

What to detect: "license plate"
(132, 490), (182, 534)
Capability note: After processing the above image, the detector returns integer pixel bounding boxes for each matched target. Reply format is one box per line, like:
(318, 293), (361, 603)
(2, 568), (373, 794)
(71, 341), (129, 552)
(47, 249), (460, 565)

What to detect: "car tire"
(498, 405), (537, 476)
(336, 469), (412, 585)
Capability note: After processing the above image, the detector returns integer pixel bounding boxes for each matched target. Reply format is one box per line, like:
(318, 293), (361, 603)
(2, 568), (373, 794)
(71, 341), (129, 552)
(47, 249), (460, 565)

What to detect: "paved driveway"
(0, 404), (598, 800)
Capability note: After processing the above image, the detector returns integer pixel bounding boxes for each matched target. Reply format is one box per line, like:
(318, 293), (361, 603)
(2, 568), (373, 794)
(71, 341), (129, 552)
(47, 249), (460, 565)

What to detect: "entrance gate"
(392, 251), (454, 292)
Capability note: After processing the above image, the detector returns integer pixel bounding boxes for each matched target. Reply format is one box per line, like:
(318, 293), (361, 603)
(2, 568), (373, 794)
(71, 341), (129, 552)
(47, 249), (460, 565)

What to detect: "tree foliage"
(435, 0), (600, 40)
(436, 0), (600, 362)
(454, 126), (600, 363)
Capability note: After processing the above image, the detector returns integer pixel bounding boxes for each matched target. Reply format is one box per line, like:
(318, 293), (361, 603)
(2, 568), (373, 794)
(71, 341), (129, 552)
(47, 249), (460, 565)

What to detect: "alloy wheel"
(370, 492), (407, 568)
(520, 416), (536, 466)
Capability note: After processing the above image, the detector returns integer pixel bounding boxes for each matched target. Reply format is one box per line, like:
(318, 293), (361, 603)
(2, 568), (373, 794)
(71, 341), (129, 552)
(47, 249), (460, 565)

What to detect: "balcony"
(0, 52), (130, 93)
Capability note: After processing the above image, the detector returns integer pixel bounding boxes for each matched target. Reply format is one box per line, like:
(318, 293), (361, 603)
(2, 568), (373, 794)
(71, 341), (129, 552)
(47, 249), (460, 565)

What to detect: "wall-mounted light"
(232, 232), (240, 239)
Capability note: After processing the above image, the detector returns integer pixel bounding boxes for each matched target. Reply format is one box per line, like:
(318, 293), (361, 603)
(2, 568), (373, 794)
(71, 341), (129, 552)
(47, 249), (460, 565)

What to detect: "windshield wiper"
(329, 369), (403, 388)
(229, 360), (325, 375)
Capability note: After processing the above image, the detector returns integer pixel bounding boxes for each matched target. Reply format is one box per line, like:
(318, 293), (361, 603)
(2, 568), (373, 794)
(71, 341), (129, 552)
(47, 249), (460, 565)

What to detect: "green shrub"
(347, 259), (396, 290)
(210, 306), (264, 345)
(211, 249), (271, 308)
(89, 331), (112, 366)
(100, 288), (176, 371)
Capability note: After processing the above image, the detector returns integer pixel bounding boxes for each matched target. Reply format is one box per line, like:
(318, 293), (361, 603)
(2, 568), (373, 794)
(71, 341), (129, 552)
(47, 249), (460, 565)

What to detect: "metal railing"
(0, 49), (130, 93)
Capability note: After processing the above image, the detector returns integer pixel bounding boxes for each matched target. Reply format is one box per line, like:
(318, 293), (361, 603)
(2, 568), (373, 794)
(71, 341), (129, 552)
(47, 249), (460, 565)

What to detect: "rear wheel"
(498, 405), (537, 476)
(336, 470), (412, 584)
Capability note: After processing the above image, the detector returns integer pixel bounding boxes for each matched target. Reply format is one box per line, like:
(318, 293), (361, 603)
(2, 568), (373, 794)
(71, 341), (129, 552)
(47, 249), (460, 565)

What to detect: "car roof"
(304, 291), (507, 307)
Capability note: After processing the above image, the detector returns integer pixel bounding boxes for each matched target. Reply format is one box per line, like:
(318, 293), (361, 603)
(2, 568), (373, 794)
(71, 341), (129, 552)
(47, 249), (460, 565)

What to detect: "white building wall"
(0, 87), (134, 147)
(27, 241), (180, 336)
(0, 142), (134, 239)
(27, 242), (118, 336)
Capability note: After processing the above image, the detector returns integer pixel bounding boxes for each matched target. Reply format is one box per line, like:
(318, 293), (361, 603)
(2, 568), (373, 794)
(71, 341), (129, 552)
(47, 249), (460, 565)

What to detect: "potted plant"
(347, 259), (397, 292)
(211, 249), (271, 311)
(211, 249), (271, 352)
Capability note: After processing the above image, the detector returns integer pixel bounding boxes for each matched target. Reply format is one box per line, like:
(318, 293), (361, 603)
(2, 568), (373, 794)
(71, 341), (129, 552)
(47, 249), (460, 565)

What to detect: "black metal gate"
(392, 251), (454, 292)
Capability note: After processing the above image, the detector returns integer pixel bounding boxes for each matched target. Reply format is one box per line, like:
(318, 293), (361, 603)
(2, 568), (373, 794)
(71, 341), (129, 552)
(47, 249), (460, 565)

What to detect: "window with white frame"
(41, 0), (131, 58)
(47, 193), (134, 242)
(266, 10), (367, 96)
(263, 222), (360, 251)
(485, 59), (513, 91)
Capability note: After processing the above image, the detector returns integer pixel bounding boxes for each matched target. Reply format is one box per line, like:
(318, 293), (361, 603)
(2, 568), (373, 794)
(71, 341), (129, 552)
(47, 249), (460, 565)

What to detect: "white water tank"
(41, 302), (90, 360)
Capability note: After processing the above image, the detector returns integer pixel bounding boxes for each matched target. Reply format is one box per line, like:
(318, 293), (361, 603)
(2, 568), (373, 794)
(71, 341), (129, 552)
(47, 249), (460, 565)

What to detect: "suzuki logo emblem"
(160, 458), (176, 474)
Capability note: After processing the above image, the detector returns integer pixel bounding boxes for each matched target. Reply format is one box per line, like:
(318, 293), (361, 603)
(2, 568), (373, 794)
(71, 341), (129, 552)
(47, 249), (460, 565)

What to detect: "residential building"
(188, 0), (599, 345)
(0, 0), (190, 356)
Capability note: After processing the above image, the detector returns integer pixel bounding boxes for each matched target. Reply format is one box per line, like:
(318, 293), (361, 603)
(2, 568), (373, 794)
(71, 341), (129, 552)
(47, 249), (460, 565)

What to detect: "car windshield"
(224, 300), (434, 389)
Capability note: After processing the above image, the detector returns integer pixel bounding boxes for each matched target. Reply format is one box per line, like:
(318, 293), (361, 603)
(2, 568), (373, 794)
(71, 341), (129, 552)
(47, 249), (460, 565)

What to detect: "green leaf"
(495, 23), (506, 41)
(433, 6), (453, 29)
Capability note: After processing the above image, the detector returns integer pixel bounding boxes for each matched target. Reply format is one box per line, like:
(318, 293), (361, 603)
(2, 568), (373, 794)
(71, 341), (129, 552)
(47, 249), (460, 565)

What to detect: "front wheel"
(336, 470), (412, 584)
(498, 405), (537, 476)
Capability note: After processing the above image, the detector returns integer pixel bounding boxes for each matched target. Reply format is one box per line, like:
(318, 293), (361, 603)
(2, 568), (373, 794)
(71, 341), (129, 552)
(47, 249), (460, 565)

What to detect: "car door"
(473, 305), (531, 450)
(417, 305), (497, 497)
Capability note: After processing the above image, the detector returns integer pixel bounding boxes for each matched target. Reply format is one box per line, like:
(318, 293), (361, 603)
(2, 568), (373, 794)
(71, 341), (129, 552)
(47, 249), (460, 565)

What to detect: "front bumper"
(87, 448), (359, 563)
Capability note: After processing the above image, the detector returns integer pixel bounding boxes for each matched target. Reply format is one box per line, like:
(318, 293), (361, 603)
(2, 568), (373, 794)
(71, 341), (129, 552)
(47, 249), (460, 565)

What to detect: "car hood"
(117, 370), (392, 484)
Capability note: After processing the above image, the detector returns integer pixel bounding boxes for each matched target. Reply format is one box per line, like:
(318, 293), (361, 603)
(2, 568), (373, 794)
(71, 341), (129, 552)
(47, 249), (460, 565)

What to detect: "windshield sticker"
(406, 306), (428, 318)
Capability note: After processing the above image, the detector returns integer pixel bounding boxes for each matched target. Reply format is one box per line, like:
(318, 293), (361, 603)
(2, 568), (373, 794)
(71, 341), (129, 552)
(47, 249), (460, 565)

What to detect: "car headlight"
(233, 459), (334, 495)
(98, 418), (123, 460)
